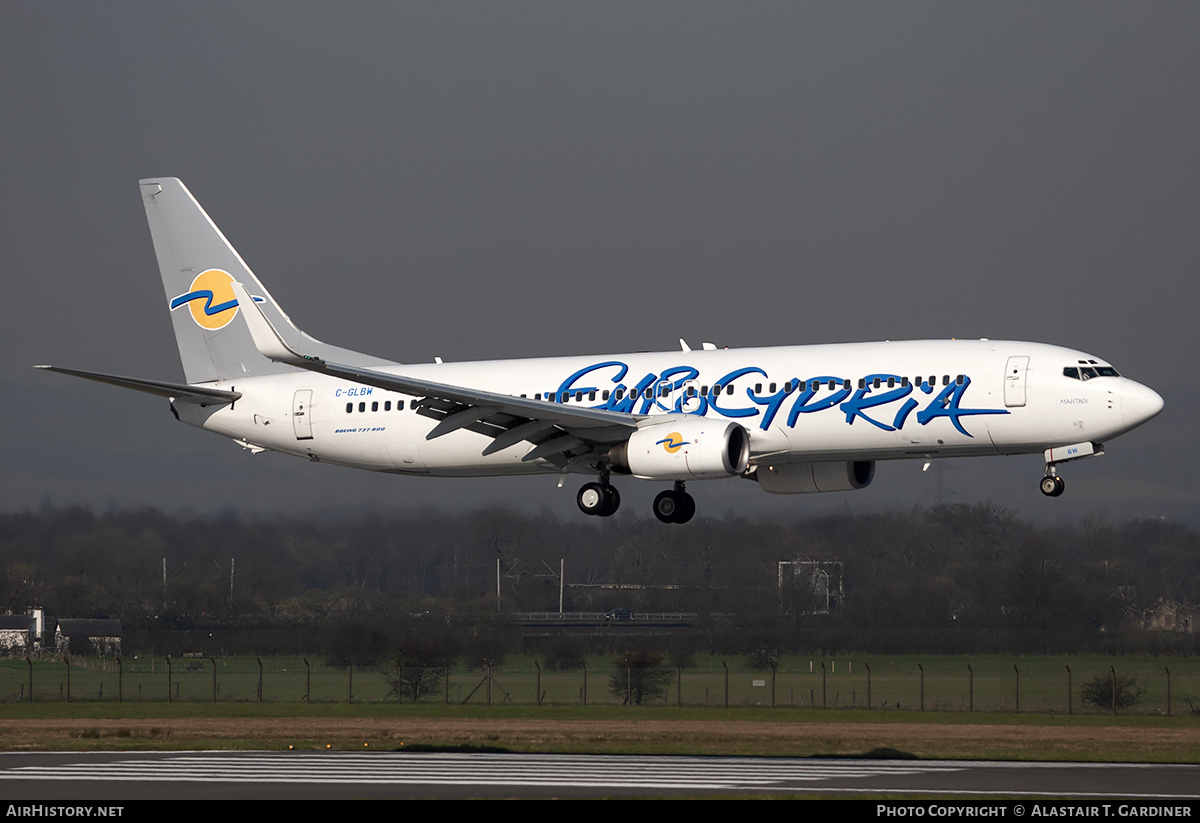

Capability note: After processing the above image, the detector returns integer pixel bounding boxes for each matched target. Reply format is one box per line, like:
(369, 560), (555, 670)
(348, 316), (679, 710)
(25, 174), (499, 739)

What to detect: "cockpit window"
(1064, 365), (1120, 380)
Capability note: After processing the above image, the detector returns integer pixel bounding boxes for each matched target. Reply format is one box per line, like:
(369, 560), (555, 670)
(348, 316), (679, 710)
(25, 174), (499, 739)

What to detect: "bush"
(608, 651), (673, 706)
(1080, 672), (1144, 711)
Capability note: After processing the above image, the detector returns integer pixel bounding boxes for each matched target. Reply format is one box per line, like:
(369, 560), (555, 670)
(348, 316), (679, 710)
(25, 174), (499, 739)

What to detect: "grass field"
(3, 654), (1197, 716)
(1, 654), (1196, 762)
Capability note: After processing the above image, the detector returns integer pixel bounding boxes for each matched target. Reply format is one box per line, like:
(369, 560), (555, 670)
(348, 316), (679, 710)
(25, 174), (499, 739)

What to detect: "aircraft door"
(292, 389), (314, 440)
(1004, 356), (1029, 408)
(680, 379), (703, 413)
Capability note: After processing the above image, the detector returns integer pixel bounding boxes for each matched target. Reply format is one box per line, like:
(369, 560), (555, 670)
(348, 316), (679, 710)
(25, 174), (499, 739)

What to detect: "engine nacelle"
(609, 419), (750, 480)
(756, 461), (875, 494)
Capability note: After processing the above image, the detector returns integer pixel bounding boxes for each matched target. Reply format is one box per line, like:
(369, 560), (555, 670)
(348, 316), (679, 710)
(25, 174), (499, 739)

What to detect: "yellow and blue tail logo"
(169, 269), (262, 330)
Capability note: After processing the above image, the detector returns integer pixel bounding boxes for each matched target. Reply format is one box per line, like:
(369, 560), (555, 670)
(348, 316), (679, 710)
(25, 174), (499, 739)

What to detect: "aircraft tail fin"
(140, 178), (384, 384)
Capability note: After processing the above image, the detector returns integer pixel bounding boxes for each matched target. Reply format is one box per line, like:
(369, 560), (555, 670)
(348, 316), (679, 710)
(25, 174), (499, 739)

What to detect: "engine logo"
(656, 432), (689, 453)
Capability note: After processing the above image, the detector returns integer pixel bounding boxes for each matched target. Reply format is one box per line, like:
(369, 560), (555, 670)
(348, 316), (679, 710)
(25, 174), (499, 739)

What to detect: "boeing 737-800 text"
(38, 179), (1164, 523)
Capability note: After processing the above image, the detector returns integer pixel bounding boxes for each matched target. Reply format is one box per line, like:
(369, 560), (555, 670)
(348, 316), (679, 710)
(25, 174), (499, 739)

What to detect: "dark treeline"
(2, 503), (1198, 660)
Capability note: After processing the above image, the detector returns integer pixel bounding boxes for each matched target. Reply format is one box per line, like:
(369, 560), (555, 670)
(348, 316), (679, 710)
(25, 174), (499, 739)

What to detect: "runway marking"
(0, 752), (954, 791)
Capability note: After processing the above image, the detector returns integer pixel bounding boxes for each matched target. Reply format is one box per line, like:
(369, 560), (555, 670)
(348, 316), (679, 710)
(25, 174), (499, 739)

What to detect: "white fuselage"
(180, 338), (1160, 478)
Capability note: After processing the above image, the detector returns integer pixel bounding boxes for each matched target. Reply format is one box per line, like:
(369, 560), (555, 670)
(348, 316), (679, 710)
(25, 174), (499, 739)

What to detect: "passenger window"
(371, 401), (379, 412)
(398, 400), (405, 410)
(346, 403), (353, 414)
(887, 377), (895, 388)
(384, 401), (391, 411)
(955, 375), (964, 386)
(358, 402), (365, 412)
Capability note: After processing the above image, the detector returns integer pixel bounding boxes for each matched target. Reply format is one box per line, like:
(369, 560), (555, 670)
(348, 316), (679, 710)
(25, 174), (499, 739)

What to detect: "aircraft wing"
(229, 281), (642, 465)
(34, 365), (242, 405)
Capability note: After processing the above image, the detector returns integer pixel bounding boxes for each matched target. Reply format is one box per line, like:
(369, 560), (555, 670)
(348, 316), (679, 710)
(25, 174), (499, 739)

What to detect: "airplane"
(38, 178), (1165, 523)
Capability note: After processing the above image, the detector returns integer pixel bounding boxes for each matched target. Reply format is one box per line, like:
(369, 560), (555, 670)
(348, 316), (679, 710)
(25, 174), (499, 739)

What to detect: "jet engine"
(608, 419), (750, 480)
(756, 460), (875, 494)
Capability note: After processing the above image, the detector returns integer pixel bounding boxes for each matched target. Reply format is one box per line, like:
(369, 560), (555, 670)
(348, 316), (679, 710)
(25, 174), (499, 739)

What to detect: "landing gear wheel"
(653, 489), (696, 524)
(1040, 475), (1065, 497)
(675, 492), (696, 524)
(578, 482), (605, 516)
(603, 485), (621, 516)
(578, 482), (620, 516)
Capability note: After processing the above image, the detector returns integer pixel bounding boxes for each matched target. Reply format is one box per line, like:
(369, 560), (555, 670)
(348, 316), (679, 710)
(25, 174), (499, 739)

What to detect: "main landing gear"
(653, 481), (696, 524)
(575, 478), (696, 523)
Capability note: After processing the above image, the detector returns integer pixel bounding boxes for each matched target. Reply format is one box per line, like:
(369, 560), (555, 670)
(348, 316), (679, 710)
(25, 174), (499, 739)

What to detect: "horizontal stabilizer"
(34, 365), (241, 404)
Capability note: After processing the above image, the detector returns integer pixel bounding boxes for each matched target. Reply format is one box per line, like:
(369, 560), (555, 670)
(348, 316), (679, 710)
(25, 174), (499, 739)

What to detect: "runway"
(0, 751), (1197, 800)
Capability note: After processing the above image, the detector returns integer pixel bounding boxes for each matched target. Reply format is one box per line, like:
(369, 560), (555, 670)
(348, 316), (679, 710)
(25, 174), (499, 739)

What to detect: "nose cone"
(1121, 381), (1165, 430)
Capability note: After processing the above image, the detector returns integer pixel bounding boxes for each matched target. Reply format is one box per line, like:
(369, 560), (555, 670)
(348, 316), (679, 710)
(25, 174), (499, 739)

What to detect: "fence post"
(1066, 664), (1072, 715)
(211, 657), (217, 702)
(1110, 666), (1117, 716)
(303, 658), (310, 703)
(865, 662), (871, 709)
(1165, 666), (1171, 717)
(918, 663), (924, 711)
(535, 660), (542, 707)
(1014, 664), (1020, 714)
(65, 656), (70, 704)
(167, 656), (172, 704)
(967, 663), (973, 712)
(820, 661), (827, 709)
(722, 660), (729, 709)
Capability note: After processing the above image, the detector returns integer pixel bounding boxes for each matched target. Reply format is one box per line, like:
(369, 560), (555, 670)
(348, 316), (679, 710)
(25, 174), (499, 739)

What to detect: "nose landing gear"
(1040, 473), (1065, 497)
(1039, 442), (1104, 498)
(653, 481), (696, 524)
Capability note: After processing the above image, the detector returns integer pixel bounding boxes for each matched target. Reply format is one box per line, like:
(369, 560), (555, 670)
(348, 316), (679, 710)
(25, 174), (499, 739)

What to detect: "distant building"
(1143, 600), (1196, 633)
(54, 619), (123, 657)
(0, 615), (35, 655)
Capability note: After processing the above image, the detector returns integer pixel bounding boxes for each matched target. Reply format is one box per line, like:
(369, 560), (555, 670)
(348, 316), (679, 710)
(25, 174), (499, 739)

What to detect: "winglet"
(229, 280), (323, 367)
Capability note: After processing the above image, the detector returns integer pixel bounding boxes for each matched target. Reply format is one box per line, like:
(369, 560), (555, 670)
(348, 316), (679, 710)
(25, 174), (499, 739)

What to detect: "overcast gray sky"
(3, 3), (1197, 523)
